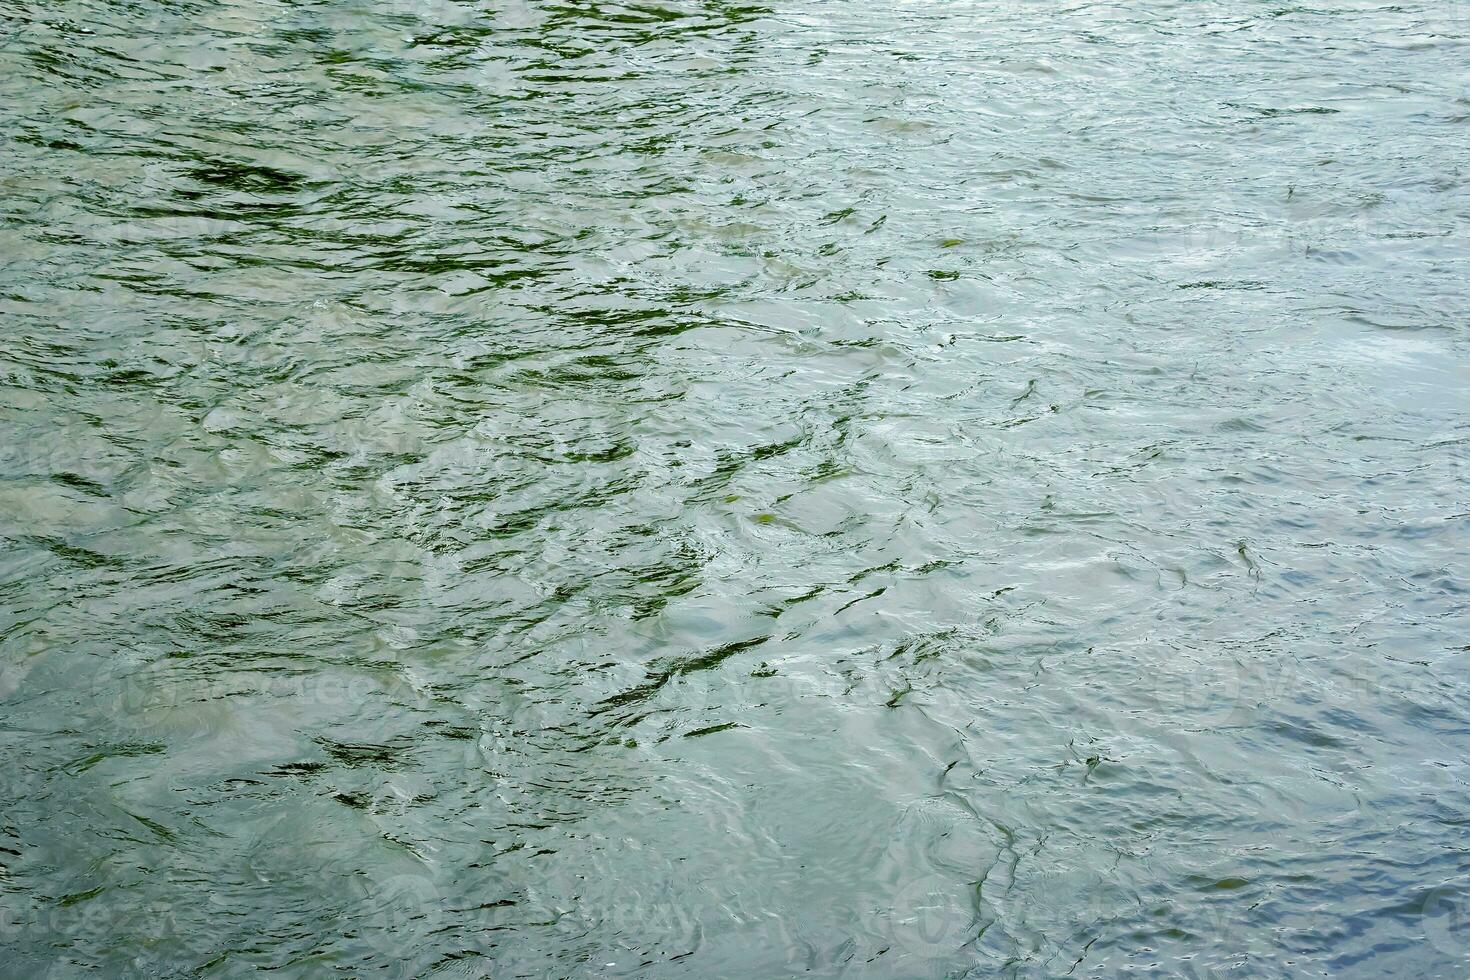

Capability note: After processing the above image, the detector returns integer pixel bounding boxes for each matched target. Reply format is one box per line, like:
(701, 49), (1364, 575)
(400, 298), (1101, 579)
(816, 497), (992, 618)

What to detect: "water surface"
(1, 0), (1469, 976)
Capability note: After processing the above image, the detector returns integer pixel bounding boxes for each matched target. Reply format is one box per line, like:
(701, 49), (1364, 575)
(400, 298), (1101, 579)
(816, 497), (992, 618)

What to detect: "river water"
(1, 0), (1468, 977)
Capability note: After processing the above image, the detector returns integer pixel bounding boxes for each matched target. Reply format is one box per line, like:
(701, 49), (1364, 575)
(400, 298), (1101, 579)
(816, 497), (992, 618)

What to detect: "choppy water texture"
(2, 0), (1469, 976)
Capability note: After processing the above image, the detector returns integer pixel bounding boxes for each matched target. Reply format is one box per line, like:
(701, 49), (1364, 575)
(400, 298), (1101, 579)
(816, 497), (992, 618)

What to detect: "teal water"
(2, 1), (1468, 976)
